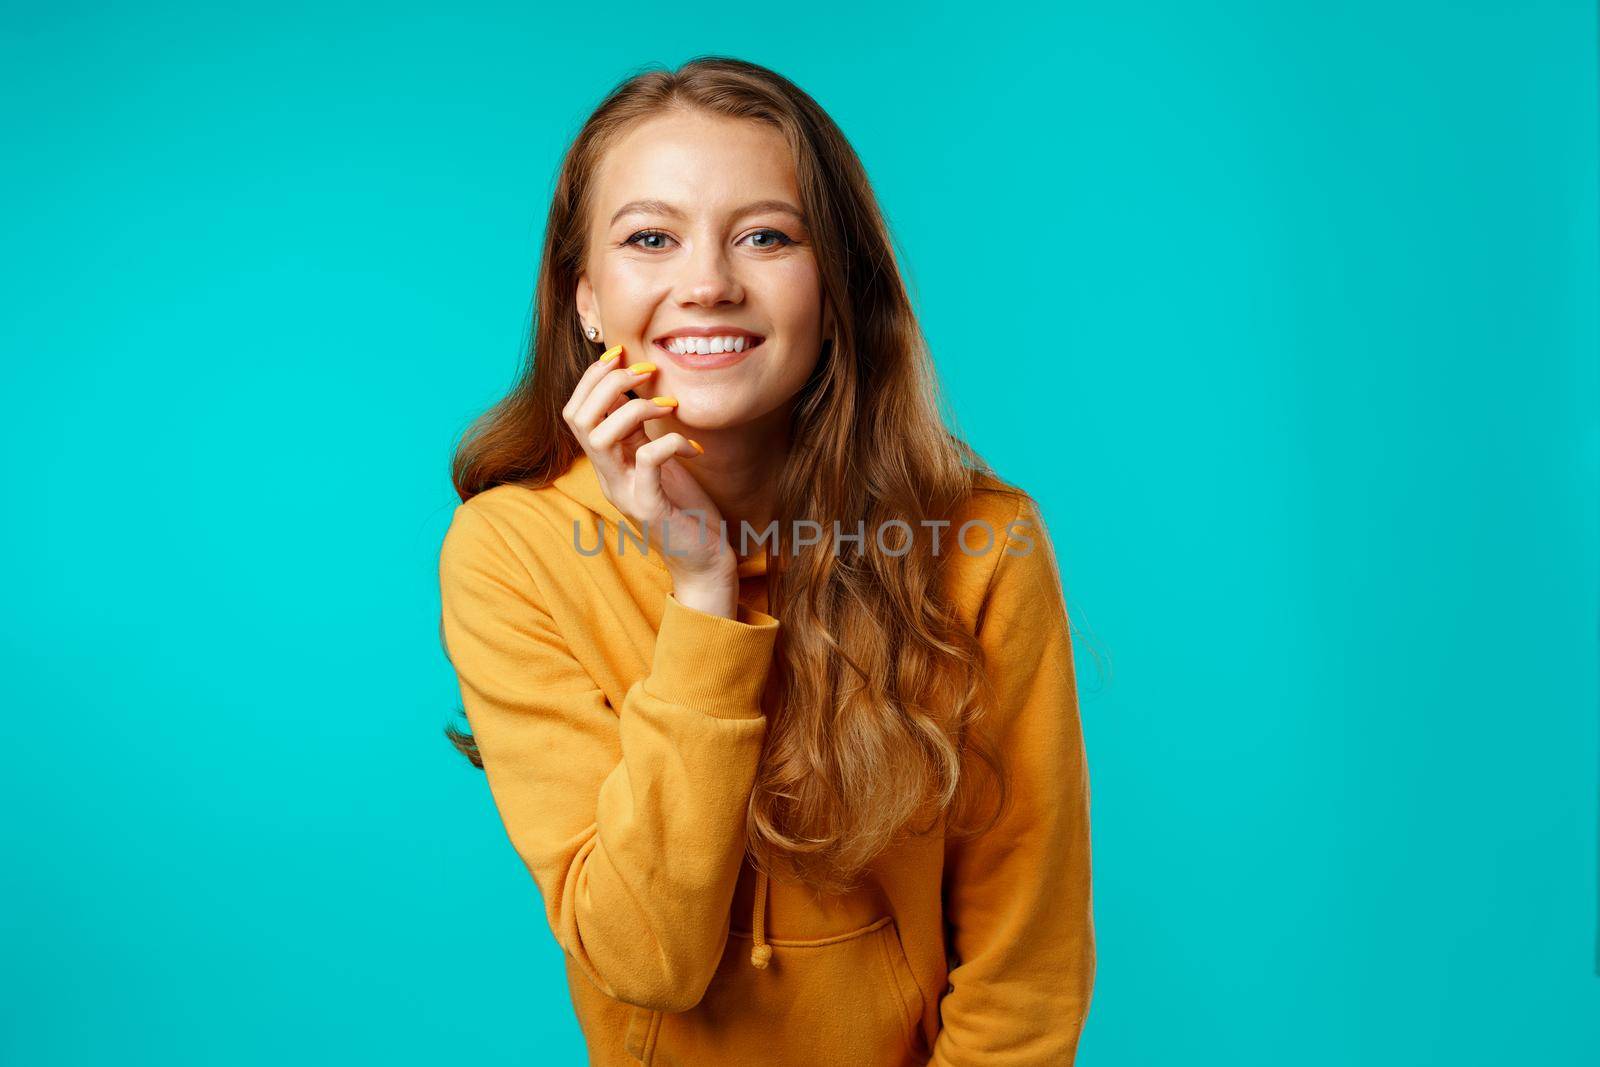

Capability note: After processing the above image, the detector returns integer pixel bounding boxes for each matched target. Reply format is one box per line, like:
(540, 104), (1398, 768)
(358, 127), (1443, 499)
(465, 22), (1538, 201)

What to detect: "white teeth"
(663, 335), (756, 355)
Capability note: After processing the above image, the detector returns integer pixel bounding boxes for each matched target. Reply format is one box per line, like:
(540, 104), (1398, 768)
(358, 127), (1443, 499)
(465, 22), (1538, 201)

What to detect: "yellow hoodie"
(438, 453), (1095, 1065)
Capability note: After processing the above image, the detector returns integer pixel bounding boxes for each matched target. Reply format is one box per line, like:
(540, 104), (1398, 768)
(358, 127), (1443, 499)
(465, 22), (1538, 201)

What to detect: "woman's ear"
(576, 274), (600, 341)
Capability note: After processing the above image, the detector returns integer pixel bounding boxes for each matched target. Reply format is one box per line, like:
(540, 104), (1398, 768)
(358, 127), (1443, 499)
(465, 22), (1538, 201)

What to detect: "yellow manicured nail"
(651, 396), (678, 407)
(597, 344), (622, 363)
(688, 438), (704, 454)
(628, 362), (657, 374)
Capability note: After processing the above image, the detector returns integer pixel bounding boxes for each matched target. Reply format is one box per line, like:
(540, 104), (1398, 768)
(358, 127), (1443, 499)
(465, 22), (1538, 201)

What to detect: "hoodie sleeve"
(931, 496), (1097, 1066)
(438, 501), (778, 1014)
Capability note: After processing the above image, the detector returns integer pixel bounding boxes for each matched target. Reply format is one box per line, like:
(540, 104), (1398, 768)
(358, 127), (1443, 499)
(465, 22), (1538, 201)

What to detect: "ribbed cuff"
(643, 594), (781, 718)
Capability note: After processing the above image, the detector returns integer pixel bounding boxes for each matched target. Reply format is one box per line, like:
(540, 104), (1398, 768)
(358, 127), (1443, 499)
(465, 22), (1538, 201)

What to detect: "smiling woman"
(577, 109), (827, 434)
(437, 55), (1095, 1066)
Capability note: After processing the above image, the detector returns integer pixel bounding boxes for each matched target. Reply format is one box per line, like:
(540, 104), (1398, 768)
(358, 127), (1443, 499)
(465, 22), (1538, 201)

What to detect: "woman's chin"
(659, 394), (753, 431)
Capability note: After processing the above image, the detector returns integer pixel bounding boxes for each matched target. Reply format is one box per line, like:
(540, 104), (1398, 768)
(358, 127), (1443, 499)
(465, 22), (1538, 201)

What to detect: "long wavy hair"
(444, 56), (1049, 895)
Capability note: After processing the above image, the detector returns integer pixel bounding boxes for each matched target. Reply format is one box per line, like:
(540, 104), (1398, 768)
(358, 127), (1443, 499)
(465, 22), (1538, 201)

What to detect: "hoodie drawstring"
(748, 572), (774, 970)
(750, 868), (772, 968)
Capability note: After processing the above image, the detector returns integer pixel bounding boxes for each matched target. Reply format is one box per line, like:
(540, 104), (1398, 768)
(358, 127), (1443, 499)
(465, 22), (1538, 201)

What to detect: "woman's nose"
(676, 243), (742, 306)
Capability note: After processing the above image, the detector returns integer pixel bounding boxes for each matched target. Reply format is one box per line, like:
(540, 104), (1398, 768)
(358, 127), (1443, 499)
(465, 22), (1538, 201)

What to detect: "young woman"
(438, 56), (1095, 1066)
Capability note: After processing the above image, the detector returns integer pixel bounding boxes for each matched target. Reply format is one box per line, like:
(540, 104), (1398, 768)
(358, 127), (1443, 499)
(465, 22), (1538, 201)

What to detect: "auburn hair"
(444, 55), (1034, 896)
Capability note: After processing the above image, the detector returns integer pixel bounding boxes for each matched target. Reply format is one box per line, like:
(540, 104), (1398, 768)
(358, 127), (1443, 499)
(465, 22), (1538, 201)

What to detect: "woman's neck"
(676, 418), (789, 544)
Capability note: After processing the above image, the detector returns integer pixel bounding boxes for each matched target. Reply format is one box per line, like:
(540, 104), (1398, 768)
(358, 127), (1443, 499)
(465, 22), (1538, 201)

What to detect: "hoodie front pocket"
(630, 915), (926, 1067)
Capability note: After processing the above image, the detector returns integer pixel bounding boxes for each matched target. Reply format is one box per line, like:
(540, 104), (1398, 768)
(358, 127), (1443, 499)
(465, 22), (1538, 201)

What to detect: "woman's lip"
(654, 337), (764, 369)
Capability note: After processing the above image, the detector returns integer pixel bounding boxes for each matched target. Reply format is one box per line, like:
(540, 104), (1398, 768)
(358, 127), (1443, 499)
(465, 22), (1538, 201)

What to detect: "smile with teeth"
(659, 335), (764, 355)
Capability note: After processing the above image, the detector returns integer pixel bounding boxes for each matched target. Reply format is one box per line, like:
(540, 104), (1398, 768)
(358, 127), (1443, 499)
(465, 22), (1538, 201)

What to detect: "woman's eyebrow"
(608, 198), (806, 226)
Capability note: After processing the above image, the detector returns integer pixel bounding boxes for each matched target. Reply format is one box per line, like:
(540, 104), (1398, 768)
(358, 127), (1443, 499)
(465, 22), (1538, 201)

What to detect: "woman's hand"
(562, 346), (739, 616)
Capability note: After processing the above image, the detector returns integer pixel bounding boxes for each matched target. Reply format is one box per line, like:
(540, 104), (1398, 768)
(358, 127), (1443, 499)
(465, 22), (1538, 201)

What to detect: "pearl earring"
(586, 326), (599, 341)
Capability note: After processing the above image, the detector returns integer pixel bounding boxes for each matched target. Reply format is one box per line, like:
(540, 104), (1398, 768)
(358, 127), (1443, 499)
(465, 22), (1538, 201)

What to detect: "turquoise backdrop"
(3, 2), (1596, 1063)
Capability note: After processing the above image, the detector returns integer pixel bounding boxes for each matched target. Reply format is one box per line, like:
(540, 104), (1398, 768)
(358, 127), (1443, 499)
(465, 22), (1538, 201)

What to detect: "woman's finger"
(589, 395), (677, 452)
(562, 344), (624, 425)
(632, 431), (701, 515)
(573, 362), (657, 440)
(564, 347), (647, 505)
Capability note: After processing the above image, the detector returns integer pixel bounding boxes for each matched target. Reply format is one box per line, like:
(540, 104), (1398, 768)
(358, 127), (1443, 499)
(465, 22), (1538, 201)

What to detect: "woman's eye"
(744, 228), (795, 251)
(623, 230), (673, 251)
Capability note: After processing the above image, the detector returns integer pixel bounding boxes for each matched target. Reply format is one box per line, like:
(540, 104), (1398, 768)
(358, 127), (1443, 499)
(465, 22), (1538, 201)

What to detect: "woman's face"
(576, 109), (826, 434)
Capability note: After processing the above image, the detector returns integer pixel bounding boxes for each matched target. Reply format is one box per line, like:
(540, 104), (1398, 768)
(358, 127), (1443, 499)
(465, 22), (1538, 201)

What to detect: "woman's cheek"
(760, 260), (824, 327)
(600, 266), (668, 339)
(607, 264), (663, 305)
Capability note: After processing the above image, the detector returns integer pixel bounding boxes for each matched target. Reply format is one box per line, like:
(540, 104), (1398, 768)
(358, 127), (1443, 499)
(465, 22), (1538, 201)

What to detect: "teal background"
(3, 2), (1596, 1063)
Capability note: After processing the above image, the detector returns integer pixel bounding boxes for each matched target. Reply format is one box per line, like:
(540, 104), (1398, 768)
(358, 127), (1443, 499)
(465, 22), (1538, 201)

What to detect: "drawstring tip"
(750, 865), (773, 969)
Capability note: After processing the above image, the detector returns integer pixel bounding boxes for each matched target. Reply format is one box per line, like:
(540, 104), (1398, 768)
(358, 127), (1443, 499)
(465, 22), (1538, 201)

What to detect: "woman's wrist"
(670, 574), (739, 619)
